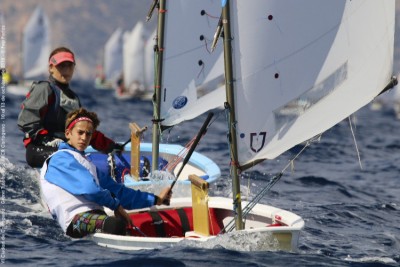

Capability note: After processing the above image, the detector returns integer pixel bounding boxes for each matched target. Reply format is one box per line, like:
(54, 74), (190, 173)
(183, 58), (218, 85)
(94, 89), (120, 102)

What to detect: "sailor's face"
(49, 61), (75, 84)
(65, 121), (93, 151)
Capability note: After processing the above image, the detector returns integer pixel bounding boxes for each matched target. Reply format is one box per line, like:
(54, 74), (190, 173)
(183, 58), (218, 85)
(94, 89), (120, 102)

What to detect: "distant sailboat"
(23, 6), (51, 80)
(117, 21), (147, 100)
(95, 28), (123, 90)
(7, 6), (51, 95)
(143, 28), (156, 98)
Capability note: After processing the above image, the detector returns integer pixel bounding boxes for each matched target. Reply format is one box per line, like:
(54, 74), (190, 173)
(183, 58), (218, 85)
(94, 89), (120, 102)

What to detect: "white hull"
(94, 81), (114, 90)
(114, 89), (153, 101)
(6, 82), (31, 96)
(89, 197), (304, 251)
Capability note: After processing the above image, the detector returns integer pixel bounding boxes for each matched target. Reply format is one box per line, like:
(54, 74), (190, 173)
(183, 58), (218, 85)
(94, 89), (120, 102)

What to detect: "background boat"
(7, 6), (50, 96)
(116, 21), (148, 100)
(85, 142), (221, 193)
(94, 28), (124, 90)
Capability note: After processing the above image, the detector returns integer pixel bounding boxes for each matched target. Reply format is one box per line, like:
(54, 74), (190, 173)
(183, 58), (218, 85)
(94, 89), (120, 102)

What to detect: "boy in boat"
(40, 108), (172, 238)
(17, 47), (123, 168)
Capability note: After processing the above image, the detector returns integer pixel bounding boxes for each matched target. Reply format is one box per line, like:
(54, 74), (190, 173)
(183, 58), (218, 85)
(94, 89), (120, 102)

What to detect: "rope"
(220, 135), (320, 233)
(204, 11), (219, 19)
(162, 112), (221, 172)
(163, 137), (195, 172)
(348, 116), (363, 170)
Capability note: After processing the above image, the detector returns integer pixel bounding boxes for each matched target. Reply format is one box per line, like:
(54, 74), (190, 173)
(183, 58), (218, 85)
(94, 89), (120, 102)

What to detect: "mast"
(222, 0), (244, 230)
(150, 0), (166, 172)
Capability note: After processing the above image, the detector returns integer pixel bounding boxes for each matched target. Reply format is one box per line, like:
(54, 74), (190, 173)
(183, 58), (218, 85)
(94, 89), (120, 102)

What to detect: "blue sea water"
(1, 81), (399, 266)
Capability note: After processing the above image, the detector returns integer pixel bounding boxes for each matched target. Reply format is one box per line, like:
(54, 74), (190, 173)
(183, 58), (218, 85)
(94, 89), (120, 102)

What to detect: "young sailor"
(17, 47), (123, 168)
(40, 108), (172, 238)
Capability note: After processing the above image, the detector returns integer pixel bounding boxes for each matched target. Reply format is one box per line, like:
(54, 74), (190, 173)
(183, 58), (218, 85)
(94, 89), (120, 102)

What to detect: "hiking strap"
(149, 211), (165, 237)
(176, 208), (191, 235)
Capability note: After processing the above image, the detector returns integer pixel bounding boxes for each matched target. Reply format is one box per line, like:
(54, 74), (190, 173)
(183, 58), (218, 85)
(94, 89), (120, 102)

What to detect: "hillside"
(1, 1), (400, 80)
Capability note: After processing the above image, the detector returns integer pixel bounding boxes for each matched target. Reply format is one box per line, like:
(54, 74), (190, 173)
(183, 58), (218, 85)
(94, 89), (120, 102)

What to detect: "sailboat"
(7, 6), (51, 96)
(94, 28), (124, 90)
(114, 21), (148, 100)
(88, 0), (396, 251)
(142, 28), (157, 100)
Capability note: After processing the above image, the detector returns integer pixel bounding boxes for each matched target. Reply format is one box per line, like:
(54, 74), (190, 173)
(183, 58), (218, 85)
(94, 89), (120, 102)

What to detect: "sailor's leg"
(66, 210), (126, 238)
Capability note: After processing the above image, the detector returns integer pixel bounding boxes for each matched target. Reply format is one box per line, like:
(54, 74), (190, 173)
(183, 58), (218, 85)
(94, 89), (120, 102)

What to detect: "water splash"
(178, 231), (282, 252)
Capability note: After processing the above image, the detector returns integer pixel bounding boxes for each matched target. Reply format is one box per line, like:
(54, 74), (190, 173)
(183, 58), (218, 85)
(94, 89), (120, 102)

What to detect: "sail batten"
(229, 0), (395, 167)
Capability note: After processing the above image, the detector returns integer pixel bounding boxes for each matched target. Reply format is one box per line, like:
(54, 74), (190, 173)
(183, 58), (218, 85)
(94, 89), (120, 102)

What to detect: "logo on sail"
(172, 96), (188, 109)
(250, 132), (266, 153)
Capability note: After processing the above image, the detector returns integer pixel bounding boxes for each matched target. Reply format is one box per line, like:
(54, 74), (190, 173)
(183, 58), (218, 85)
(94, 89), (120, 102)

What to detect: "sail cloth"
(123, 21), (147, 91)
(104, 28), (123, 82)
(23, 6), (51, 79)
(144, 28), (157, 92)
(227, 1), (395, 168)
(160, 0), (225, 127)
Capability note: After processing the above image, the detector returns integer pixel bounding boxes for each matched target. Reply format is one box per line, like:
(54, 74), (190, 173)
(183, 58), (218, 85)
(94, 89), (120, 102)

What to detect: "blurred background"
(1, 0), (399, 81)
(1, 0), (158, 80)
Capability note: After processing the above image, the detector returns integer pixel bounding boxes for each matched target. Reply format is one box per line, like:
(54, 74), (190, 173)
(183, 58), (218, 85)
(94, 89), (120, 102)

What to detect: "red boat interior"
(127, 207), (226, 238)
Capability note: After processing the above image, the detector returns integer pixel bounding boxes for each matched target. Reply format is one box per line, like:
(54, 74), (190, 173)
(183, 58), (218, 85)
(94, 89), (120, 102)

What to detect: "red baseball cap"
(49, 52), (75, 66)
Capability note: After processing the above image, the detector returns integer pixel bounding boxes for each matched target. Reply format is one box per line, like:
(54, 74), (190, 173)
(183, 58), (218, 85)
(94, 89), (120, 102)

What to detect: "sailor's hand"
(35, 135), (63, 147)
(45, 138), (63, 147)
(114, 205), (133, 227)
(156, 187), (172, 206)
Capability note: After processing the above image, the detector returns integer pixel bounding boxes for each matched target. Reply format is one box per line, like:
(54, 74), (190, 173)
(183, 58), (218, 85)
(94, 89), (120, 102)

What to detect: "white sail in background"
(144, 28), (156, 92)
(23, 6), (51, 79)
(0, 12), (4, 34)
(160, 0), (224, 126)
(104, 28), (123, 82)
(229, 0), (395, 168)
(123, 21), (146, 92)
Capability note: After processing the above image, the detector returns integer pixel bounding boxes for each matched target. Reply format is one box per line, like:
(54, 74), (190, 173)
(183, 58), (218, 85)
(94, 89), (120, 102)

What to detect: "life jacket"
(42, 81), (80, 137)
(22, 80), (80, 141)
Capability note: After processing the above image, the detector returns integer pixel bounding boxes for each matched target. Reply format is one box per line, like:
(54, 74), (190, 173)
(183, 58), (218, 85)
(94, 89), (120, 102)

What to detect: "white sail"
(23, 6), (51, 79)
(123, 21), (146, 92)
(161, 0), (224, 126)
(229, 0), (395, 167)
(144, 28), (156, 92)
(104, 28), (123, 82)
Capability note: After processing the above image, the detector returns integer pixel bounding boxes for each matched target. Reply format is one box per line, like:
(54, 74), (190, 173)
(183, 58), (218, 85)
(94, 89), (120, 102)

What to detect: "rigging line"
(223, 173), (282, 233)
(222, 135), (321, 233)
(162, 111), (221, 171)
(197, 60), (206, 79)
(204, 11), (220, 20)
(163, 138), (195, 172)
(281, 134), (322, 174)
(241, 174), (281, 214)
(348, 116), (363, 170)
